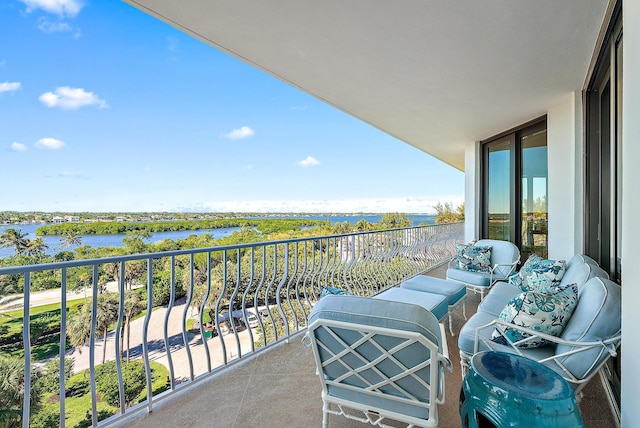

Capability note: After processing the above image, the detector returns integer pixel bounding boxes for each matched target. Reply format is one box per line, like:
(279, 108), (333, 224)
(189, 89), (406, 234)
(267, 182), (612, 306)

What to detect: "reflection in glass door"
(486, 138), (512, 241)
(521, 129), (548, 258)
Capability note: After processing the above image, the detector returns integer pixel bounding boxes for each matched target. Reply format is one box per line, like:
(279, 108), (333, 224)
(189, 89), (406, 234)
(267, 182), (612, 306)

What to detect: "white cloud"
(223, 126), (255, 140)
(59, 171), (88, 179)
(11, 142), (27, 152)
(243, 164), (254, 170)
(38, 18), (72, 33)
(35, 137), (65, 149)
(297, 156), (320, 167)
(20, 0), (84, 17)
(188, 196), (464, 214)
(0, 81), (21, 94)
(39, 86), (107, 110)
(166, 36), (179, 52)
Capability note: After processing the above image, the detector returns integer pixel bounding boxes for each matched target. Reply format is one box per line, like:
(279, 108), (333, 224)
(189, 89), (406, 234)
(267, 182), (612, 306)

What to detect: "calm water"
(0, 214), (435, 259)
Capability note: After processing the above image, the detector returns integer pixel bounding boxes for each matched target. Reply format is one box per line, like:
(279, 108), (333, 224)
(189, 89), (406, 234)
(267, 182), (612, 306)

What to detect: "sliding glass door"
(584, 2), (622, 418)
(481, 119), (548, 258)
(486, 136), (513, 242)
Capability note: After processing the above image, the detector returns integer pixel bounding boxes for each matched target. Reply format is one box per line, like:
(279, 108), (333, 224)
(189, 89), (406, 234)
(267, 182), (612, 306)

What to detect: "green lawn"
(38, 360), (170, 428)
(0, 297), (152, 361)
(1, 298), (87, 318)
(0, 298), (86, 359)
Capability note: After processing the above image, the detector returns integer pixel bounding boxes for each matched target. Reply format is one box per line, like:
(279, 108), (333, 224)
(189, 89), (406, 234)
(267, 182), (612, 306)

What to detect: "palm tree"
(0, 355), (42, 428)
(66, 309), (92, 352)
(67, 294), (119, 364)
(95, 293), (119, 364)
(59, 232), (82, 251)
(0, 228), (29, 256)
(121, 291), (144, 362)
(25, 237), (48, 261)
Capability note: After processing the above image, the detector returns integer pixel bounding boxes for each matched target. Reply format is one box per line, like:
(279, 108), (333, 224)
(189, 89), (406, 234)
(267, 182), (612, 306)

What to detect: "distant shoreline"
(1, 212), (436, 227)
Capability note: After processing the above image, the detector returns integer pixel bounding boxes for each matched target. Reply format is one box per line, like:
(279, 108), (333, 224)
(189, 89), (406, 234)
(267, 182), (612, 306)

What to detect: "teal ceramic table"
(459, 351), (584, 427)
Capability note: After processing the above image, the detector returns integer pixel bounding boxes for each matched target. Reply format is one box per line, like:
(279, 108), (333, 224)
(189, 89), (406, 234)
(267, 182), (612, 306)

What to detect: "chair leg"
(462, 300), (467, 320)
(460, 352), (470, 377)
(448, 311), (455, 336)
(322, 404), (329, 428)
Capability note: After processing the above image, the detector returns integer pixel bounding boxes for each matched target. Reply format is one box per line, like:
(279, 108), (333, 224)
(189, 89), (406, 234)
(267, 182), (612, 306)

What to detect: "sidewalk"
(0, 281), (138, 312)
(66, 298), (257, 379)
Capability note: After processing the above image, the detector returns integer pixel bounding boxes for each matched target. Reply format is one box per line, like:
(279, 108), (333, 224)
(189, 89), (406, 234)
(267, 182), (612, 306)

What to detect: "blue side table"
(460, 351), (584, 427)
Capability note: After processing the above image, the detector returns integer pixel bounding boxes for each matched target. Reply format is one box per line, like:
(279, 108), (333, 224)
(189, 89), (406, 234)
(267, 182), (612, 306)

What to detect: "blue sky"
(0, 0), (464, 214)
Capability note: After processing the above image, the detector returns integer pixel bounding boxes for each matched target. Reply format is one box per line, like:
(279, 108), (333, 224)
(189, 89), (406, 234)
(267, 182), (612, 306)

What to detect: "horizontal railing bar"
(0, 224), (462, 275)
(3, 223), (463, 428)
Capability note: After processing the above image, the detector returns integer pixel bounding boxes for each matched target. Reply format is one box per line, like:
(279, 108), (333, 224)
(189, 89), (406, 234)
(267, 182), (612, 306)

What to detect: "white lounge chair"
(303, 295), (452, 427)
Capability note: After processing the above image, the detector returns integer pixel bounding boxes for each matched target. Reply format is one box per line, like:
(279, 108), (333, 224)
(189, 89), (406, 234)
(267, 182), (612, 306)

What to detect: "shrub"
(73, 409), (115, 428)
(65, 376), (90, 398)
(95, 360), (146, 408)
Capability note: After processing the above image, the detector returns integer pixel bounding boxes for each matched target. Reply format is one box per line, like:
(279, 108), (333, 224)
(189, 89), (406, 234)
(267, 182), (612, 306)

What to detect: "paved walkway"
(0, 281), (136, 312)
(65, 298), (257, 380)
(3, 283), (257, 379)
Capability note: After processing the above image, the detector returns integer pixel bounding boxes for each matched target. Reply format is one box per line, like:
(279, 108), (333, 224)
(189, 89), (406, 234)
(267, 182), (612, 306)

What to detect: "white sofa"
(457, 254), (621, 395)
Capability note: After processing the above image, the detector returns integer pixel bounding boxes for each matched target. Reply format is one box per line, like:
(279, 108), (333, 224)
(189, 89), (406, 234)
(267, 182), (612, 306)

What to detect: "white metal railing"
(0, 223), (463, 427)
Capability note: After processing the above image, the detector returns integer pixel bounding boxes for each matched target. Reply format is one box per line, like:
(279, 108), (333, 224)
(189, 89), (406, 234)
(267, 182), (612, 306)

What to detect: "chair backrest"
(475, 239), (520, 277)
(306, 295), (450, 424)
(556, 277), (621, 380)
(566, 254), (610, 280)
(559, 260), (591, 289)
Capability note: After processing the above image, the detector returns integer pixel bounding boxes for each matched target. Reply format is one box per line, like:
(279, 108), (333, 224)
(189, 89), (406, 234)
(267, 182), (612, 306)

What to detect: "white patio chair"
(303, 295), (452, 428)
(446, 239), (520, 300)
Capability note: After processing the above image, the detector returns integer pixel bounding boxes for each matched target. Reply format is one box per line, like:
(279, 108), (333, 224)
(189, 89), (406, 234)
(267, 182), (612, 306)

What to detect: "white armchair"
(446, 239), (520, 300)
(303, 295), (452, 428)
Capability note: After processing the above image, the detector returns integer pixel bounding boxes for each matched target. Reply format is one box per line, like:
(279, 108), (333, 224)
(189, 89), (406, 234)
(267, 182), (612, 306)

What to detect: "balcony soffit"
(124, 0), (609, 171)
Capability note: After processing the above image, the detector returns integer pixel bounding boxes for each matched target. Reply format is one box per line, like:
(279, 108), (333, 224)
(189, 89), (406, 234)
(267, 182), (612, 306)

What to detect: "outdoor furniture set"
(304, 239), (622, 427)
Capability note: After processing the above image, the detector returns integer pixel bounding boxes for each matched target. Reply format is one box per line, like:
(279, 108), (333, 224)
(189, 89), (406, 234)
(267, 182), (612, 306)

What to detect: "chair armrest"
(439, 323), (450, 361)
(474, 319), (620, 384)
(447, 256), (457, 270)
(489, 258), (520, 281)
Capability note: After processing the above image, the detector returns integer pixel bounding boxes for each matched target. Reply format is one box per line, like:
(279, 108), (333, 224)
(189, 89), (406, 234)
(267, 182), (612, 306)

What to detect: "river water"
(0, 214), (435, 259)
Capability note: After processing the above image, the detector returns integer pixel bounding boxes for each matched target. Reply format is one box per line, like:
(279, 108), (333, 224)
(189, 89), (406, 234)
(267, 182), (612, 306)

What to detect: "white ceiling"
(125, 0), (609, 171)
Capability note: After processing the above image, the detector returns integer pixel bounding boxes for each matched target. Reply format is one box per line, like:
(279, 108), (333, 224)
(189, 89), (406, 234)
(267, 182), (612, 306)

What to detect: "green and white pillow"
(491, 283), (578, 349)
(509, 253), (567, 293)
(454, 243), (492, 273)
(508, 253), (542, 288)
(320, 285), (349, 298)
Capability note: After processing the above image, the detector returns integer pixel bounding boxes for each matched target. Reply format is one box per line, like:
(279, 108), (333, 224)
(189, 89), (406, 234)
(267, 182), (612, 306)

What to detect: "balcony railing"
(0, 222), (463, 427)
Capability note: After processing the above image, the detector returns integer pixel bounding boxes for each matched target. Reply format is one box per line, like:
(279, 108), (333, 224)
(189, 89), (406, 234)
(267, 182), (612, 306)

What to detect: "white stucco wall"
(464, 141), (478, 242)
(621, 1), (639, 426)
(547, 92), (583, 260)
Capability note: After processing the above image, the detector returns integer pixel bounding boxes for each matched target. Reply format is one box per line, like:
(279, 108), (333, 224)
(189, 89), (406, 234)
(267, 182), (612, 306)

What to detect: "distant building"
(51, 216), (65, 224)
(65, 216), (80, 222)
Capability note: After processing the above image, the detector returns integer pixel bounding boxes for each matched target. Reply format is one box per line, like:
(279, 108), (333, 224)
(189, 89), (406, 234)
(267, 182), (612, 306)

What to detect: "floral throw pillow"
(320, 285), (349, 298)
(520, 258), (567, 293)
(491, 283), (578, 349)
(508, 253), (542, 288)
(454, 243), (492, 273)
(509, 253), (567, 293)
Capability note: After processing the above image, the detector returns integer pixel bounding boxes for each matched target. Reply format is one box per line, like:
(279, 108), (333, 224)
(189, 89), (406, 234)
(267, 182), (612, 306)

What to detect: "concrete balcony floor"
(127, 265), (616, 428)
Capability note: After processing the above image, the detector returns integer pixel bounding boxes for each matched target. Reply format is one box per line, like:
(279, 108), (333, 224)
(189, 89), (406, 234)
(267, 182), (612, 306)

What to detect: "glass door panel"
(521, 129), (548, 258)
(486, 138), (512, 241)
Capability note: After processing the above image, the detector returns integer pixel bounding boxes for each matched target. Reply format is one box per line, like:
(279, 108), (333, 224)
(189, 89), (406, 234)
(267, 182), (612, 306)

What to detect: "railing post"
(22, 272), (31, 428)
(0, 222), (465, 428)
